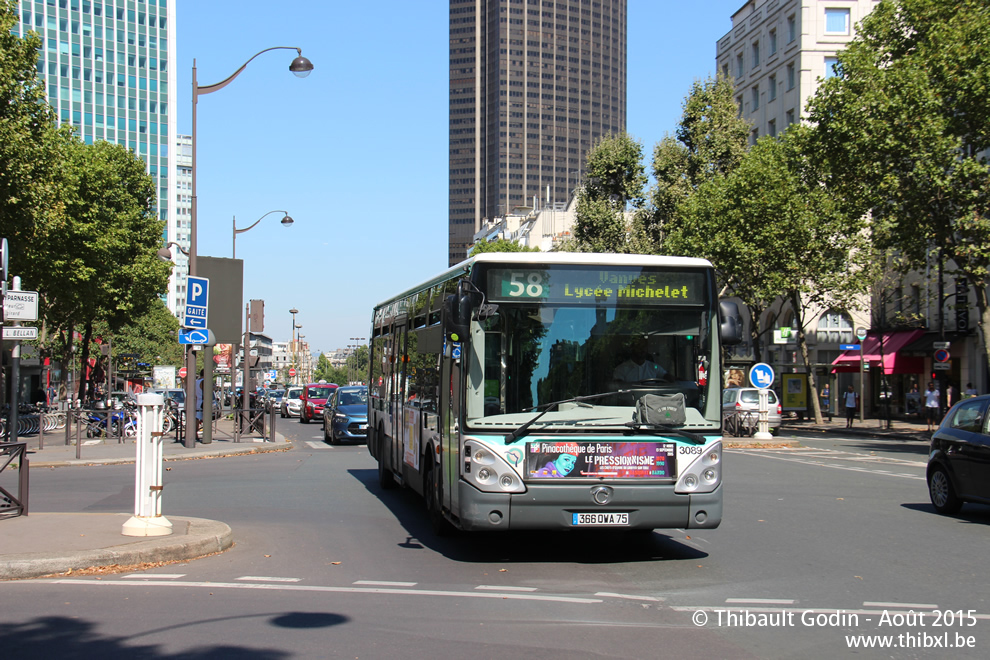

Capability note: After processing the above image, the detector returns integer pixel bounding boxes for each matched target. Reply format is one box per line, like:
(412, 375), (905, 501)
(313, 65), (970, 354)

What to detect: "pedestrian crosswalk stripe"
(306, 441), (331, 449)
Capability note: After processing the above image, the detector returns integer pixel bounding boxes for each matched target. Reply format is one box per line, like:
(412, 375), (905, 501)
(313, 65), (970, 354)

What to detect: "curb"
(26, 440), (293, 469)
(0, 516), (233, 581)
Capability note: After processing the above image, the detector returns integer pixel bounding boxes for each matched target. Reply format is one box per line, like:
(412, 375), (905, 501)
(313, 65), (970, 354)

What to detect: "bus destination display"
(488, 268), (705, 305)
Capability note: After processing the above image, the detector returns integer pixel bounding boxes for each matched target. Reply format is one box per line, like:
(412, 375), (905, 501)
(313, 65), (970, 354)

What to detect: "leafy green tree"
(26, 140), (170, 398)
(470, 238), (540, 255)
(806, 0), (990, 368)
(571, 133), (646, 253)
(93, 298), (184, 367)
(669, 131), (861, 420)
(0, 0), (72, 280)
(637, 74), (750, 253)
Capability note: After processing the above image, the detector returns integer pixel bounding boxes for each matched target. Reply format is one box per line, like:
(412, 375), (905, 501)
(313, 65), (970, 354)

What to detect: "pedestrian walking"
(925, 381), (941, 432)
(844, 385), (858, 428)
(965, 382), (978, 398)
(820, 384), (832, 422)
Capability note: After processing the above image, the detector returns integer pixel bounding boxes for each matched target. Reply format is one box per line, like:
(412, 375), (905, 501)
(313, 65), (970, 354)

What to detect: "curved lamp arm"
(157, 241), (189, 261)
(196, 47), (314, 98)
(234, 210), (293, 236)
(232, 210), (294, 258)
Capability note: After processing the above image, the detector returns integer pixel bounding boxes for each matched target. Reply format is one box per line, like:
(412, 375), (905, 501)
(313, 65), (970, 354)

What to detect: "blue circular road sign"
(749, 362), (775, 389)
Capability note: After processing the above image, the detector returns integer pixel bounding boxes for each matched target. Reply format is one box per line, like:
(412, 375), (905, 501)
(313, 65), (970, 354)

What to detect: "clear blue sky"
(175, 0), (743, 357)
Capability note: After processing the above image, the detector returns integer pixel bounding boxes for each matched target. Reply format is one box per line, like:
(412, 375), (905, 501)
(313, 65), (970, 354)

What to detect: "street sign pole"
(183, 276), (209, 449)
(856, 327), (868, 423)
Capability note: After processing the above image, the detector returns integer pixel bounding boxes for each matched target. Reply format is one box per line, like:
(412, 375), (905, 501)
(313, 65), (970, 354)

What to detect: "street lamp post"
(184, 47), (314, 448)
(289, 308), (298, 385)
(297, 334), (306, 382)
(349, 337), (366, 385)
(233, 210), (294, 259)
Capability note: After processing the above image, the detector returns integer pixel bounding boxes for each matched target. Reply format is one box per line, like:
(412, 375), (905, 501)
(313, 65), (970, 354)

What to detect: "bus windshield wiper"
(505, 391), (627, 445)
(624, 422), (706, 445)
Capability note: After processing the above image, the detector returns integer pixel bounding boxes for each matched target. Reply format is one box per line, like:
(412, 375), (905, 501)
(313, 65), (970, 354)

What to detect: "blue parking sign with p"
(184, 276), (209, 329)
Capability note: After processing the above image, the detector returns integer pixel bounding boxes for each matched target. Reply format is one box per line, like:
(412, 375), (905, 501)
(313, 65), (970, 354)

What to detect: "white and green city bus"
(368, 252), (741, 533)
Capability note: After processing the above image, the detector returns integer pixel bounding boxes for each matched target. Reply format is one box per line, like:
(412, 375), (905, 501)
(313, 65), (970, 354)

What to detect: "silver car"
(281, 386), (303, 418)
(722, 387), (782, 435)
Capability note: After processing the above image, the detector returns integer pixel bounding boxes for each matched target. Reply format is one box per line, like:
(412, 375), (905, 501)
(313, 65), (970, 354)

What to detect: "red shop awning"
(831, 329), (926, 374)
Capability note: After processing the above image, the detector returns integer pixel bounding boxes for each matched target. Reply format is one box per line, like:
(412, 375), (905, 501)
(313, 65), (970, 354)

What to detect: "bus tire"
(425, 457), (454, 537)
(377, 432), (394, 490)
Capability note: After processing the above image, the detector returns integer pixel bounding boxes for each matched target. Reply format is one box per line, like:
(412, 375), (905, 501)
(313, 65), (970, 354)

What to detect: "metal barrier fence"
(0, 442), (29, 519)
(722, 410), (760, 437)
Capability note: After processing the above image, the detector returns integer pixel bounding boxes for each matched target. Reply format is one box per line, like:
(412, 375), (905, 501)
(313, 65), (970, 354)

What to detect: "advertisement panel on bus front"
(526, 441), (675, 479)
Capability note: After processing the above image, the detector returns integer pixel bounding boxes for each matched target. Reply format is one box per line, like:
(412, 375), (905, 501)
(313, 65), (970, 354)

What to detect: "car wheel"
(323, 420), (332, 443)
(300, 411), (309, 424)
(928, 466), (962, 515)
(280, 409), (285, 418)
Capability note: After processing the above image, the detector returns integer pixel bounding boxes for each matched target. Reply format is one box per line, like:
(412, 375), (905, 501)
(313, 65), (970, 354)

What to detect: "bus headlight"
(675, 441), (722, 494)
(464, 440), (526, 493)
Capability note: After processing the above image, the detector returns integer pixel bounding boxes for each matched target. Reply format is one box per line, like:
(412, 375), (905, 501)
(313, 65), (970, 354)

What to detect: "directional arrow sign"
(184, 276), (209, 329)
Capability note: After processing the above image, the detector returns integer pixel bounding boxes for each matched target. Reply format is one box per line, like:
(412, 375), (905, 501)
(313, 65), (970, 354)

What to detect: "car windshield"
(307, 386), (335, 399)
(286, 389), (301, 400)
(463, 299), (719, 433)
(338, 389), (368, 406)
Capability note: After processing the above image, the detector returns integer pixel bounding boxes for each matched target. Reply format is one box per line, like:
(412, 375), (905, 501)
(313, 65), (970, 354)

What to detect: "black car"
(927, 394), (990, 515)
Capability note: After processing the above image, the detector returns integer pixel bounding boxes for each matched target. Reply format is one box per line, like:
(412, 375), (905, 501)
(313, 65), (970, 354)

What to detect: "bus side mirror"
(444, 294), (470, 342)
(719, 301), (742, 346)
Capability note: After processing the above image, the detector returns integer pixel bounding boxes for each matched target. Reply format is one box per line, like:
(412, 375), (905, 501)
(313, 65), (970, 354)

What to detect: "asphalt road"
(1, 422), (987, 659)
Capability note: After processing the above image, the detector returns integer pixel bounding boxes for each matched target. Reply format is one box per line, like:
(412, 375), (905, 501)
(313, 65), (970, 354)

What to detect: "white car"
(722, 387), (782, 435)
(281, 386), (303, 418)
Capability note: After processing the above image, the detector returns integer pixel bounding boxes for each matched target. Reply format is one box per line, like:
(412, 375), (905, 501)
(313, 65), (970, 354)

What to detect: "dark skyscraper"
(448, 0), (627, 265)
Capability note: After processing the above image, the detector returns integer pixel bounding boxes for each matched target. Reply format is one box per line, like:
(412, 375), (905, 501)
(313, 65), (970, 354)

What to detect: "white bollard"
(753, 388), (774, 441)
(122, 393), (172, 536)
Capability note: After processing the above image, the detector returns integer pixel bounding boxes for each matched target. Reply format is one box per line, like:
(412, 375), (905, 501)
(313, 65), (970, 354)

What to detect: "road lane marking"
(733, 449), (925, 480)
(476, 585), (538, 591)
(305, 441), (330, 449)
(235, 576), (303, 582)
(863, 601), (938, 609)
(595, 592), (663, 602)
(42, 579), (603, 604)
(353, 580), (417, 587)
(122, 574), (185, 579)
(726, 598), (796, 605)
(672, 605), (990, 620)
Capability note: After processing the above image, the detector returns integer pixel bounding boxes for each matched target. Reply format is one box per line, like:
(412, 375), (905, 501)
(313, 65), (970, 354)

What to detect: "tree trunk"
(791, 290), (823, 425)
(975, 283), (990, 392)
(78, 322), (93, 402)
(747, 303), (764, 363)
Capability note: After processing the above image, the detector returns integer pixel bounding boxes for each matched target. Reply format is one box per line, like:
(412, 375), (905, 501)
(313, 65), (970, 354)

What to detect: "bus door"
(387, 323), (406, 476)
(444, 342), (461, 514)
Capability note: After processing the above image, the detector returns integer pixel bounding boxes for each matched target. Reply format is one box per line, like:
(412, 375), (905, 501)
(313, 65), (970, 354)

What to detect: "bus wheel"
(425, 458), (454, 536)
(377, 433), (394, 490)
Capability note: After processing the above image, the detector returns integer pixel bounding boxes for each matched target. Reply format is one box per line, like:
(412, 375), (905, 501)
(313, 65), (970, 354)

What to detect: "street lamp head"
(289, 308), (299, 315)
(280, 214), (294, 227)
(290, 50), (314, 78)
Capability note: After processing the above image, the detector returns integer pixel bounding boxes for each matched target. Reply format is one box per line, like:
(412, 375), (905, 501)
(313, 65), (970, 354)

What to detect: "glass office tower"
(14, 0), (180, 313)
(448, 0), (627, 265)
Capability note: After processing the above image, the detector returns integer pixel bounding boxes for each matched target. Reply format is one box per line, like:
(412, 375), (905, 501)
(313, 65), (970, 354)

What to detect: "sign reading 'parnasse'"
(487, 268), (705, 305)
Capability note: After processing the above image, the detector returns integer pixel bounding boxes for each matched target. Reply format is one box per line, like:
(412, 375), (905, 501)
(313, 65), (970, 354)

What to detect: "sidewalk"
(783, 414), (933, 443)
(11, 415), (292, 468)
(0, 417), (292, 581)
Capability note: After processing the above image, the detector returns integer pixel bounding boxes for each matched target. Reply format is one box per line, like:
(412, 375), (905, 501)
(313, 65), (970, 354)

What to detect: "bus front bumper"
(456, 481), (721, 531)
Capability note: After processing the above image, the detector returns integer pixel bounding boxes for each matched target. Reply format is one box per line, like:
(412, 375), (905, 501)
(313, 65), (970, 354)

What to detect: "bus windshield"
(464, 265), (719, 435)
